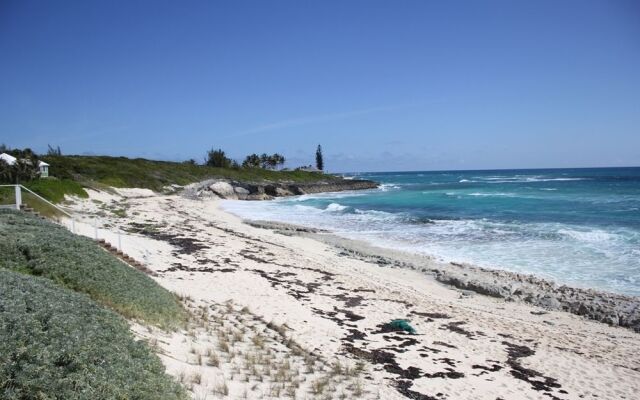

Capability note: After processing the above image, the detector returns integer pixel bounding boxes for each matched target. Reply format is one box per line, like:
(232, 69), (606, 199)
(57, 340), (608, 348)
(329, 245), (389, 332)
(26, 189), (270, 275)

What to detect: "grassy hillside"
(24, 178), (88, 203)
(0, 269), (187, 400)
(43, 155), (338, 192)
(0, 210), (186, 328)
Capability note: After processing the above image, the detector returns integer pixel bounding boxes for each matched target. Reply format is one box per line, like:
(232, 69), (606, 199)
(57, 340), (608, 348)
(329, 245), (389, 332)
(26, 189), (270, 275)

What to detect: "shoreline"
(243, 219), (640, 333)
(61, 189), (640, 399)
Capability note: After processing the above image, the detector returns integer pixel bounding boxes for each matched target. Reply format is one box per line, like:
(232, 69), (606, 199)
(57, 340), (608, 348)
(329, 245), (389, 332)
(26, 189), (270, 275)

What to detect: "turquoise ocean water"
(222, 168), (640, 296)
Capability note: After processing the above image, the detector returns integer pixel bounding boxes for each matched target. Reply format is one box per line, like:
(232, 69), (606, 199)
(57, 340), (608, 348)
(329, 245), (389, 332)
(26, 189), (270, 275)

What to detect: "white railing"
(1, 184), (132, 256)
(0, 184), (127, 251)
(0, 184), (77, 233)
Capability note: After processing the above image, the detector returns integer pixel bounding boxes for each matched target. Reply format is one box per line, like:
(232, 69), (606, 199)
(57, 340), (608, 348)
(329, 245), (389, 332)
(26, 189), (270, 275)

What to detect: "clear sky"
(1, 0), (639, 172)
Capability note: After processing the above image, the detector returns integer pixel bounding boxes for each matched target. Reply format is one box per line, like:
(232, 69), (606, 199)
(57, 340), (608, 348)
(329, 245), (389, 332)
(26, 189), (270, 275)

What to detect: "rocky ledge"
(182, 178), (378, 200)
(434, 262), (640, 332)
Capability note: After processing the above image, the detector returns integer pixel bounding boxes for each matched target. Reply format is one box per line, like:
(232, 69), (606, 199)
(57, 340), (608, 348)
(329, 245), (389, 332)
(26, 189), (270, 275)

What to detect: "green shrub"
(24, 178), (88, 203)
(0, 269), (188, 400)
(0, 210), (186, 328)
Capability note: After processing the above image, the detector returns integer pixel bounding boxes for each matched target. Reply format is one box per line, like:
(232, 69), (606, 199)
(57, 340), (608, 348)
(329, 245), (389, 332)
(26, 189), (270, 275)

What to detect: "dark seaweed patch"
(502, 341), (563, 397)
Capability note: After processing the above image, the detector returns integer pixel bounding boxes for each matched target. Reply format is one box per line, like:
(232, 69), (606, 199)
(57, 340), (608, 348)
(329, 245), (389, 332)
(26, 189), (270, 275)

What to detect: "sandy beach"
(63, 189), (640, 399)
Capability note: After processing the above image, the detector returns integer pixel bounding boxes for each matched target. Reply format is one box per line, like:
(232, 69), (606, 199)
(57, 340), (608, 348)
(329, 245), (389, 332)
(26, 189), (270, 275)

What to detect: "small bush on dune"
(0, 210), (186, 328)
(0, 269), (188, 400)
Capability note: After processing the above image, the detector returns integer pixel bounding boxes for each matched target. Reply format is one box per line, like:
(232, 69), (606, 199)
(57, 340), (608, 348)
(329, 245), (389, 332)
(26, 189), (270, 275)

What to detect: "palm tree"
(272, 153), (285, 169)
(242, 154), (261, 168)
(259, 153), (271, 169)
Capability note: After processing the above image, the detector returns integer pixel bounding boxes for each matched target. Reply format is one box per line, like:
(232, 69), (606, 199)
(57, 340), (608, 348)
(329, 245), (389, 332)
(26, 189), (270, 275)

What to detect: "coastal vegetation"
(205, 148), (235, 168)
(0, 269), (187, 400)
(43, 154), (336, 193)
(0, 210), (186, 328)
(1, 145), (338, 204)
(242, 152), (286, 169)
(23, 178), (88, 203)
(0, 209), (188, 398)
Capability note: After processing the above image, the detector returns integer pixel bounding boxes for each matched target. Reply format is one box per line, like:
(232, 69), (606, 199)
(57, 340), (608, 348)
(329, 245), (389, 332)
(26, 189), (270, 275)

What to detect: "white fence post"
(94, 219), (98, 240)
(15, 185), (21, 210)
(71, 219), (76, 234)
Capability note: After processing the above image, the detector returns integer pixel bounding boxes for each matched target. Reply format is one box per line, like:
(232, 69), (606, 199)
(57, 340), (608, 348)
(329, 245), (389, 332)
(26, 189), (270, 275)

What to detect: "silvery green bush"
(0, 269), (187, 400)
(0, 210), (185, 327)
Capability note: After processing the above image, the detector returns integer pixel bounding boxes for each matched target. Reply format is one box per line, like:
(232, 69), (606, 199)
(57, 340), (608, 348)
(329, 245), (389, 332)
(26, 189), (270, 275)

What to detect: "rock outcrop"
(182, 178), (378, 200)
(433, 262), (640, 332)
(209, 181), (237, 199)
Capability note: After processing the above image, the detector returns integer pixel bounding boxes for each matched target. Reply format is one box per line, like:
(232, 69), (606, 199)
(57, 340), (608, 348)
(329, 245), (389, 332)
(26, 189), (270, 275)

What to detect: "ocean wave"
(325, 203), (349, 212)
(285, 191), (366, 202)
(467, 192), (514, 197)
(292, 204), (324, 213)
(558, 228), (620, 243)
(379, 183), (401, 191)
(354, 208), (398, 220)
(483, 177), (588, 183)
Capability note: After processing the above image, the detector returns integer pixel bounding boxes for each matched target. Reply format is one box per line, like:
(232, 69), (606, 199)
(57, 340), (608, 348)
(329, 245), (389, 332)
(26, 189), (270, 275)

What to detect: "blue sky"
(1, 0), (639, 172)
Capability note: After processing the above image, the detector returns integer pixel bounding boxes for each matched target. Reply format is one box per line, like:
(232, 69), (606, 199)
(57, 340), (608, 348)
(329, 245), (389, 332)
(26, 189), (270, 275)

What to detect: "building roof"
(0, 153), (49, 167)
(0, 153), (17, 165)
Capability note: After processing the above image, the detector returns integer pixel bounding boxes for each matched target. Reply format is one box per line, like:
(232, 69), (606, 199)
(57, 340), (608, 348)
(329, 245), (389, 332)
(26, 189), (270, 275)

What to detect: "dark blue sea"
(223, 167), (640, 296)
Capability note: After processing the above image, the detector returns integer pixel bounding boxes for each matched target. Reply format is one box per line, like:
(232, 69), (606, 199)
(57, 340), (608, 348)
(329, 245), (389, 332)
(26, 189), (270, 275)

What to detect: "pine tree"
(315, 145), (324, 171)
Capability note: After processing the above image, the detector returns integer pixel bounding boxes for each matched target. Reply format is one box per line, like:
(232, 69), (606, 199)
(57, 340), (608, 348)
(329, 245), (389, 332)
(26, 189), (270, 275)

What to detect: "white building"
(0, 153), (50, 178)
(39, 160), (50, 177)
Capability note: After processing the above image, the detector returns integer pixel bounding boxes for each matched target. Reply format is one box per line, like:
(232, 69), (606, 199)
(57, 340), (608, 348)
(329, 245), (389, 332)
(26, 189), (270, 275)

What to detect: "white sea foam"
(558, 228), (619, 243)
(467, 192), (514, 197)
(378, 183), (401, 191)
(483, 177), (588, 183)
(325, 203), (349, 212)
(286, 191), (366, 201)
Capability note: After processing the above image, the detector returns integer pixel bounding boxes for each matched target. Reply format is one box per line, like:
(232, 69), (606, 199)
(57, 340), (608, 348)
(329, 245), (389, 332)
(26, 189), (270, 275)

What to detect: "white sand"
(63, 190), (640, 400)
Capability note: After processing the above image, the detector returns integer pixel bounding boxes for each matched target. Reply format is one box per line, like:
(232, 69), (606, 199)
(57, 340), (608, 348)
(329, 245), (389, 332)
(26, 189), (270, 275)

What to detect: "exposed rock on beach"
(181, 178), (379, 200)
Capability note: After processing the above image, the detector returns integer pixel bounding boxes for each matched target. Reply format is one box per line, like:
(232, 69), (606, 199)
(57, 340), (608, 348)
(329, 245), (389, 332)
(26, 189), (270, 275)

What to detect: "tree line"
(0, 143), (325, 183)
(203, 145), (324, 171)
(202, 149), (285, 170)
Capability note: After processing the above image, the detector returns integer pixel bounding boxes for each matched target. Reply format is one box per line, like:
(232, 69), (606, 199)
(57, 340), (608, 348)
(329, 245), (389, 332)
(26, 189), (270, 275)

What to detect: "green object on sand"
(388, 319), (417, 334)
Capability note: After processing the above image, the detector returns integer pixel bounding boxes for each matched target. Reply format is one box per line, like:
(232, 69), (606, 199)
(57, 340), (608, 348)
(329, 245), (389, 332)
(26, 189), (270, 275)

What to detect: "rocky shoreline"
(246, 219), (640, 333)
(181, 178), (378, 200)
